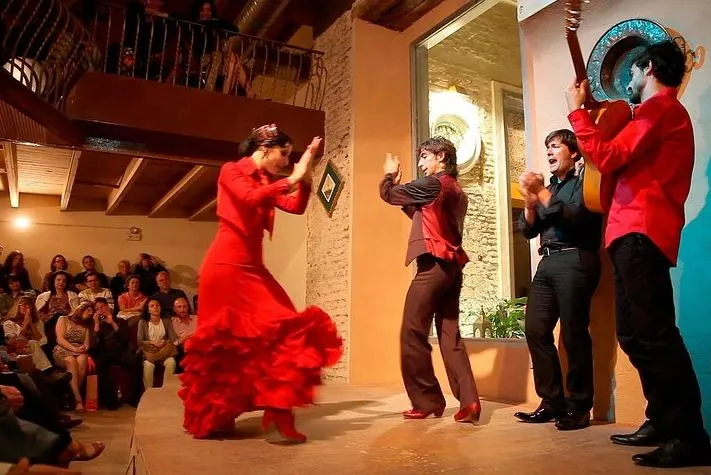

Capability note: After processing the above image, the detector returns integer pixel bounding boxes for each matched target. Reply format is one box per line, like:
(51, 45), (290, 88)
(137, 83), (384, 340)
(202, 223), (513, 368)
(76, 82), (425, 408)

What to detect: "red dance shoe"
(403, 405), (445, 419)
(454, 402), (481, 423)
(261, 409), (307, 443)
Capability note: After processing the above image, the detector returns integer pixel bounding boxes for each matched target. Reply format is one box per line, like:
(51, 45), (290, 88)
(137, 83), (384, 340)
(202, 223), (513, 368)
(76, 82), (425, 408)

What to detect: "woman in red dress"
(179, 124), (343, 442)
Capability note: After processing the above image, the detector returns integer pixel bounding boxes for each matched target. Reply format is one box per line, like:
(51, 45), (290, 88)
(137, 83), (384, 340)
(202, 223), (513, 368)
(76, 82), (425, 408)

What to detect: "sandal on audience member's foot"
(75, 402), (85, 413)
(72, 441), (105, 462)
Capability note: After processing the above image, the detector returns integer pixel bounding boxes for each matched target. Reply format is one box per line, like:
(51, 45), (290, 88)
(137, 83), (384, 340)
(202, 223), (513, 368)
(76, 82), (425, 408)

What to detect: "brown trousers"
(401, 255), (479, 411)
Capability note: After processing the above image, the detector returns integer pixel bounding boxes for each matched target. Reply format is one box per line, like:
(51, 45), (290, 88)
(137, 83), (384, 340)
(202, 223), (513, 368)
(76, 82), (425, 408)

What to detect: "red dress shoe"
(262, 409), (307, 443)
(403, 405), (445, 419)
(454, 402), (481, 423)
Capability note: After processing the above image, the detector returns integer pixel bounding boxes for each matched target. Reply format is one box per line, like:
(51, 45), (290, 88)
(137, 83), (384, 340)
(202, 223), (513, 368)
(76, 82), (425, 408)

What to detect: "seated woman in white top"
(137, 298), (177, 390)
(1, 296), (52, 372)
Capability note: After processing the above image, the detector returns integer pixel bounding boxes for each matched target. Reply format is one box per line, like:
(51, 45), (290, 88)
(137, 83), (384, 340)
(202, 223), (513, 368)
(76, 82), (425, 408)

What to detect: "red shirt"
(568, 87), (694, 265)
(203, 158), (310, 267)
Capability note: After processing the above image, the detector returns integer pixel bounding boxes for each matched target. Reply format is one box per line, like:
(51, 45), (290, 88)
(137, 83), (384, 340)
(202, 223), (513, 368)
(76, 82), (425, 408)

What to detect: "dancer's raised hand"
(289, 137), (322, 184)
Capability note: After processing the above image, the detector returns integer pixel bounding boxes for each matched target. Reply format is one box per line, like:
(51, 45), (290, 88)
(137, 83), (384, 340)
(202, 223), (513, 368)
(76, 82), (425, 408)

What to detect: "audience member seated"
(152, 271), (189, 316)
(0, 355), (77, 430)
(170, 296), (195, 373)
(132, 253), (166, 297)
(137, 298), (177, 390)
(109, 260), (132, 308)
(0, 386), (103, 469)
(0, 276), (36, 319)
(1, 251), (33, 293)
(2, 297), (54, 376)
(41, 255), (72, 293)
(52, 303), (93, 412)
(36, 272), (80, 323)
(90, 298), (136, 409)
(36, 272), (80, 360)
(77, 272), (114, 311)
(117, 276), (146, 328)
(73, 256), (109, 292)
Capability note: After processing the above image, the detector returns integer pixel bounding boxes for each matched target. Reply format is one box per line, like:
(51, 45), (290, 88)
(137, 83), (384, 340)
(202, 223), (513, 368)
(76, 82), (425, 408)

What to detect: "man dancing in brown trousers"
(379, 136), (480, 423)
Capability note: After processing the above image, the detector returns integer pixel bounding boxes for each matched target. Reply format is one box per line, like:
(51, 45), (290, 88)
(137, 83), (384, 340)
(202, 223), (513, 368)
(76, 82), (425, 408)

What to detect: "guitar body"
(580, 100), (632, 213)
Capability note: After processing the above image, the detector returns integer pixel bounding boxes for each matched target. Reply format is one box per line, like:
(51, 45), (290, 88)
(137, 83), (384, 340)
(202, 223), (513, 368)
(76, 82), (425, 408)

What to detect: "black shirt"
(518, 169), (602, 252)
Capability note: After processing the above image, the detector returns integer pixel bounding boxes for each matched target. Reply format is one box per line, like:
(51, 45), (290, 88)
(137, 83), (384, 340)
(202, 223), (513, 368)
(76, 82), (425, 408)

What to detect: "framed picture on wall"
(317, 160), (344, 216)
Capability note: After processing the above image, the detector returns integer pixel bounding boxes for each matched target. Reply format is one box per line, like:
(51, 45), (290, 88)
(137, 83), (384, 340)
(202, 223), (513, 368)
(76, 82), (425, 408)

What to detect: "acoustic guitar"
(565, 0), (632, 213)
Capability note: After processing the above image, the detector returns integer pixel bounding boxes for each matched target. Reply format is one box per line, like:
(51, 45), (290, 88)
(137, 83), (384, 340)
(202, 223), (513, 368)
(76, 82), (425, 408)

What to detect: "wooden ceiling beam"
(2, 141), (19, 208)
(384, 0), (447, 31)
(351, 0), (401, 22)
(188, 198), (217, 221)
(60, 150), (81, 211)
(149, 165), (208, 217)
(106, 157), (147, 215)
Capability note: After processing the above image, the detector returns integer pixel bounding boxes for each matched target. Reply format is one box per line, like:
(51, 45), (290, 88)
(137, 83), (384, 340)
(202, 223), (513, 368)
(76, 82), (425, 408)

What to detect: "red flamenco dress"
(179, 157), (343, 439)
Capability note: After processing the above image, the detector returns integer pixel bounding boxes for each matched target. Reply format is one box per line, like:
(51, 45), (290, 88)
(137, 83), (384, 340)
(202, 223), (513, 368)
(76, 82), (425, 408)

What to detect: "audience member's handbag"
(85, 374), (99, 412)
(144, 340), (178, 364)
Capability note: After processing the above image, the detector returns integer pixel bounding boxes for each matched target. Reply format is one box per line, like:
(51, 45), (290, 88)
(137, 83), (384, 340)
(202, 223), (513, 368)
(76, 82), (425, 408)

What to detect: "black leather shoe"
(611, 420), (666, 446)
(555, 411), (590, 431)
(513, 407), (556, 423)
(632, 438), (711, 468)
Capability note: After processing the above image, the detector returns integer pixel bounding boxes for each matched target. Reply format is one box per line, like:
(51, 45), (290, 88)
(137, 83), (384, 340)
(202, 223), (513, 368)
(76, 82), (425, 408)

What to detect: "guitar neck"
(566, 29), (606, 109)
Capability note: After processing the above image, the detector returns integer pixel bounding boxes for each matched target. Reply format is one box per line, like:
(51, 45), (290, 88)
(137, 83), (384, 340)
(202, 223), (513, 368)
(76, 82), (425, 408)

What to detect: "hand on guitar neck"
(565, 78), (590, 113)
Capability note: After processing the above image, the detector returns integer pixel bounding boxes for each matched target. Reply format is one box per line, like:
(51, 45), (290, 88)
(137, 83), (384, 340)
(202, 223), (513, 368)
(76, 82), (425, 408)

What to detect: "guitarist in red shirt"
(566, 40), (711, 468)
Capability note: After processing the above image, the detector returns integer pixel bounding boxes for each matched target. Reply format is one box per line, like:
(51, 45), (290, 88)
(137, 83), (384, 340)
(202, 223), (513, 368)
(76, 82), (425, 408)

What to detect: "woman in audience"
(179, 125), (342, 441)
(109, 260), (132, 307)
(0, 276), (35, 319)
(36, 272), (80, 323)
(2, 297), (53, 373)
(1, 251), (32, 292)
(117, 275), (146, 326)
(41, 255), (72, 293)
(137, 298), (177, 390)
(53, 302), (93, 412)
(36, 272), (80, 361)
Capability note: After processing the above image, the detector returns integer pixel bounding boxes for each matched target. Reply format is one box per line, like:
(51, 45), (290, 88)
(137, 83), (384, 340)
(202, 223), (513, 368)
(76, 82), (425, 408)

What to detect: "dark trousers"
(525, 248), (601, 414)
(0, 372), (71, 455)
(610, 233), (708, 442)
(401, 255), (478, 411)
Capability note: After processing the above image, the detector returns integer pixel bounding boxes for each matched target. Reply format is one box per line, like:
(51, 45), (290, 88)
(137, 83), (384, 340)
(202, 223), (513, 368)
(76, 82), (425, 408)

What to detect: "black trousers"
(610, 233), (708, 442)
(400, 255), (478, 411)
(525, 248), (601, 414)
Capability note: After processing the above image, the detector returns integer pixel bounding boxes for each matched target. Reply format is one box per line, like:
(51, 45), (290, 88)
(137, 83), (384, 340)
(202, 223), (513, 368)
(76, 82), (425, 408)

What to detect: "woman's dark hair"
(142, 297), (163, 320)
(50, 254), (67, 272)
(238, 124), (292, 158)
(3, 251), (23, 270)
(418, 136), (458, 177)
(48, 271), (72, 295)
(192, 0), (217, 21)
(633, 40), (686, 88)
(544, 129), (580, 158)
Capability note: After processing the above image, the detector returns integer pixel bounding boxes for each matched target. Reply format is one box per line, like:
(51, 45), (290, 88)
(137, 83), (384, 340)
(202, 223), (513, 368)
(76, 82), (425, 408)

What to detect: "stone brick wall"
(428, 2), (523, 337)
(306, 12), (353, 381)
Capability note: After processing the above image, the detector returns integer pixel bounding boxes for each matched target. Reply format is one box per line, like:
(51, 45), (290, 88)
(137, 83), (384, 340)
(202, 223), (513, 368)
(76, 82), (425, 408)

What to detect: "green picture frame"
(317, 160), (343, 216)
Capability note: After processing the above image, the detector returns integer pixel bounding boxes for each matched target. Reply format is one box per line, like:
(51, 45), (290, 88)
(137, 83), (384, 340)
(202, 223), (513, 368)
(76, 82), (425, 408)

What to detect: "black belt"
(538, 246), (577, 257)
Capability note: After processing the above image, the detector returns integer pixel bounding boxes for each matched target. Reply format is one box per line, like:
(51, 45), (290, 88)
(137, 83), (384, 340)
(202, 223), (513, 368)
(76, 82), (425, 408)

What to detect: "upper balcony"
(0, 0), (329, 219)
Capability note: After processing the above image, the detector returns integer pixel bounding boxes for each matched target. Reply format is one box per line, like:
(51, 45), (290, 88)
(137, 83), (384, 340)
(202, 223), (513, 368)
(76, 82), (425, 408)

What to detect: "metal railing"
(0, 0), (101, 107)
(84, 2), (326, 110)
(1, 0), (327, 111)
